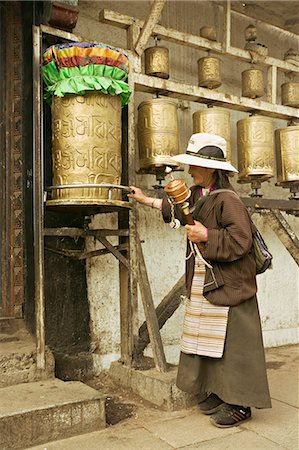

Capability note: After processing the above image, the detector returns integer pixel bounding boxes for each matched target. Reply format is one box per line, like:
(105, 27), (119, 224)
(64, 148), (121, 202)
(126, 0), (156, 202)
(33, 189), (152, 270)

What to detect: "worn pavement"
(29, 344), (299, 450)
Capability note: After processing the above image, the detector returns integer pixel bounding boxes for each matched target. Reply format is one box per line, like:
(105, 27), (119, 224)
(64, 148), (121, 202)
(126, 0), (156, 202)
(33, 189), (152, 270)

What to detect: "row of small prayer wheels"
(137, 99), (299, 186)
(145, 47), (299, 106)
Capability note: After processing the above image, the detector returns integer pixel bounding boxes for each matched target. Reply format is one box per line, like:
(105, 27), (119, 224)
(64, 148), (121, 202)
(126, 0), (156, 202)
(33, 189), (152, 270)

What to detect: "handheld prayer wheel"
(275, 125), (299, 186)
(281, 82), (299, 108)
(164, 178), (194, 225)
(193, 108), (231, 162)
(49, 91), (122, 205)
(164, 178), (191, 205)
(198, 57), (221, 89)
(145, 46), (169, 79)
(138, 98), (179, 170)
(237, 115), (274, 181)
(242, 68), (264, 98)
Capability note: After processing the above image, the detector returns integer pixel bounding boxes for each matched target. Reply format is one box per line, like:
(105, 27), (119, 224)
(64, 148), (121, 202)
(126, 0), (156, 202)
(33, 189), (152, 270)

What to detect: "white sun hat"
(171, 133), (238, 173)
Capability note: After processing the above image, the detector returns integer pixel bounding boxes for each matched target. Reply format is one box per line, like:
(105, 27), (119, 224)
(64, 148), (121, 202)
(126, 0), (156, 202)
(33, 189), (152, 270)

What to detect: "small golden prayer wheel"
(242, 68), (264, 98)
(281, 82), (299, 108)
(275, 125), (299, 185)
(237, 115), (274, 181)
(48, 91), (122, 206)
(144, 46), (169, 79)
(198, 57), (221, 89)
(138, 98), (179, 170)
(164, 178), (191, 204)
(193, 107), (231, 162)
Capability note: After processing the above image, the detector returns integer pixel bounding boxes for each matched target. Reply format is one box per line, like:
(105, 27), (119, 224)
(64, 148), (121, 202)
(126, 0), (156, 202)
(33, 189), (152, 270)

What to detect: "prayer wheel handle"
(181, 204), (195, 225)
(164, 178), (195, 225)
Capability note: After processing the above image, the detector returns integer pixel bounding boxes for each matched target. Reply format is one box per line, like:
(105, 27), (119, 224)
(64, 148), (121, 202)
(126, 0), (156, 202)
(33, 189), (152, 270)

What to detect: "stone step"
(0, 379), (106, 450)
(0, 339), (55, 388)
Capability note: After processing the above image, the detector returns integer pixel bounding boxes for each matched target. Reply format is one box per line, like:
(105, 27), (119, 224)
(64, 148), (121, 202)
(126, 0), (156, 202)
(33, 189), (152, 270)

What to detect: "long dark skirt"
(176, 296), (271, 409)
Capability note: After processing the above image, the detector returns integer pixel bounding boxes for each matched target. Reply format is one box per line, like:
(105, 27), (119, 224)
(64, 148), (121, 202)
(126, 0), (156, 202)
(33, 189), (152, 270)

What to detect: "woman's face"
(188, 165), (215, 187)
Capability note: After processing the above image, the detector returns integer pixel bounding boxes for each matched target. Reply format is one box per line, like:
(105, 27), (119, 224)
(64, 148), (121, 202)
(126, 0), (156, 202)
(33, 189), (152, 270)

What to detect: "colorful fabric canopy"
(42, 42), (131, 105)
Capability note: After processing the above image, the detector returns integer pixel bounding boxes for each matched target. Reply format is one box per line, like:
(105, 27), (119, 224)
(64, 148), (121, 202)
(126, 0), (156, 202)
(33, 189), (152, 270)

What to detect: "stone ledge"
(109, 361), (198, 411)
(0, 379), (106, 450)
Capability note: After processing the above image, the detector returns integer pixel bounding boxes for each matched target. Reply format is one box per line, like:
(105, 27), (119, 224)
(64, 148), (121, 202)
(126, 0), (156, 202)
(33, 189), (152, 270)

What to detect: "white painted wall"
(75, 1), (299, 371)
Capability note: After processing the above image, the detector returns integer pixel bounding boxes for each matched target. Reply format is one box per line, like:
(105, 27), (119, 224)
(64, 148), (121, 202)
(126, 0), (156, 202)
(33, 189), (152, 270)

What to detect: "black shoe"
(198, 393), (225, 415)
(210, 404), (252, 428)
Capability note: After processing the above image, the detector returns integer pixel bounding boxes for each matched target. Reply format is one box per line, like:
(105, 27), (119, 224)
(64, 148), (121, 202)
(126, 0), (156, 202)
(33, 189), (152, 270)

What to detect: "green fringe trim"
(42, 62), (131, 106)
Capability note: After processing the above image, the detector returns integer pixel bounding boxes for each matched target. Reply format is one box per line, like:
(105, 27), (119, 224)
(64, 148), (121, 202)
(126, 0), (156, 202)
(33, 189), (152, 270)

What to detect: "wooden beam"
(267, 66), (277, 104)
(45, 243), (128, 260)
(97, 236), (130, 269)
(127, 50), (140, 360)
(265, 210), (299, 265)
(43, 228), (129, 237)
(133, 275), (185, 358)
(99, 9), (299, 74)
(136, 235), (168, 372)
(33, 25), (45, 373)
(135, 0), (166, 56)
(240, 198), (299, 213)
(134, 73), (299, 120)
(127, 23), (142, 73)
(223, 0), (231, 52)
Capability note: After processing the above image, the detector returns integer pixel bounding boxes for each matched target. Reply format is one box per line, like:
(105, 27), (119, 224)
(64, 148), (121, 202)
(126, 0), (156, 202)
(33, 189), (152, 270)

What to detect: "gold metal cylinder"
(281, 82), (299, 108)
(275, 125), (299, 185)
(49, 91), (122, 205)
(242, 68), (264, 98)
(138, 98), (179, 169)
(237, 116), (274, 180)
(198, 57), (221, 89)
(193, 107), (231, 162)
(144, 46), (169, 79)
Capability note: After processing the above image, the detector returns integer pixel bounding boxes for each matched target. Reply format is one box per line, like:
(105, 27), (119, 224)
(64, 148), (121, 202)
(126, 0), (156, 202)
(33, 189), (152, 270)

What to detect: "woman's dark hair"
(198, 145), (235, 190)
(213, 170), (235, 190)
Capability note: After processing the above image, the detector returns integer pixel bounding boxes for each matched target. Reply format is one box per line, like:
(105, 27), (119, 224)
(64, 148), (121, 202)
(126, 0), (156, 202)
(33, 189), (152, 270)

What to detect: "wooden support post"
(136, 235), (168, 372)
(127, 49), (140, 361)
(127, 23), (142, 73)
(267, 66), (277, 103)
(265, 210), (299, 266)
(118, 104), (133, 366)
(33, 26), (45, 372)
(223, 0), (231, 53)
(134, 275), (185, 358)
(135, 0), (166, 56)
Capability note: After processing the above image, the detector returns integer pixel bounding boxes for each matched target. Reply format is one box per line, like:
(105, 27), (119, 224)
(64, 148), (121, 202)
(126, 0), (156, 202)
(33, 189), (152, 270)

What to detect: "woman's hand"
(127, 186), (149, 205)
(185, 220), (208, 243)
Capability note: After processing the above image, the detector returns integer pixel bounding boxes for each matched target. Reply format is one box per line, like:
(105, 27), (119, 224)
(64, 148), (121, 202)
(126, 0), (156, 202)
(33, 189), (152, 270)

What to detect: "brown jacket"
(162, 187), (257, 306)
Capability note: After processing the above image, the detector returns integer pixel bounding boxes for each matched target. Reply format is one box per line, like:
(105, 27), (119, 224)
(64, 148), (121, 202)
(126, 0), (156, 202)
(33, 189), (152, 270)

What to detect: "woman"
(128, 133), (271, 428)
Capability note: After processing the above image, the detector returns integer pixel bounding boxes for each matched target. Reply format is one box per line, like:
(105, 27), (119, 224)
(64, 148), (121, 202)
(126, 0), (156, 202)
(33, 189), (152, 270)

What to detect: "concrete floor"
(29, 345), (299, 450)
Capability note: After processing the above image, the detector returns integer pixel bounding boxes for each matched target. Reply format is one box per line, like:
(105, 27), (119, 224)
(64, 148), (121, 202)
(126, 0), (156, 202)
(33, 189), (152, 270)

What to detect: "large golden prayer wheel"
(138, 98), (179, 170)
(242, 68), (264, 98)
(281, 82), (299, 108)
(237, 116), (274, 181)
(48, 91), (122, 206)
(145, 46), (169, 79)
(198, 57), (221, 89)
(275, 125), (299, 186)
(193, 108), (231, 162)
